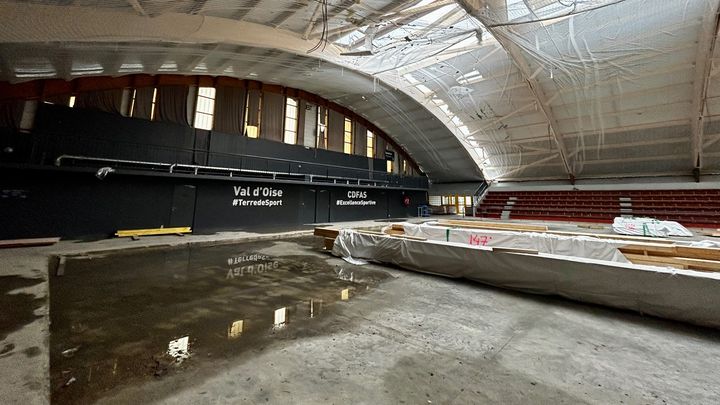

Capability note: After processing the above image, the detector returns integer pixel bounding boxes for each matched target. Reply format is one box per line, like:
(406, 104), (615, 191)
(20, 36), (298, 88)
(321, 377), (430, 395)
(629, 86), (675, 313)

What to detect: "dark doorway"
(169, 184), (196, 227)
(299, 189), (317, 225)
(314, 189), (330, 223)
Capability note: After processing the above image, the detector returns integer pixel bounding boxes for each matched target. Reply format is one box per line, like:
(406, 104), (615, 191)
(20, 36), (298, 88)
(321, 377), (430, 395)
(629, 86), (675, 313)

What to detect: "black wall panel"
(0, 128), (32, 163)
(208, 130), (374, 175)
(192, 181), (315, 232)
(33, 103), (195, 164)
(328, 188), (389, 222)
(0, 169), (176, 239)
(0, 167), (428, 239)
(387, 189), (429, 218)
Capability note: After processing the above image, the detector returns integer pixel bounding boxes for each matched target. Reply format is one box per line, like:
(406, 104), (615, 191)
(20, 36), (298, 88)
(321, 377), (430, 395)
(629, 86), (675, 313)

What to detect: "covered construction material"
(329, 227), (720, 329)
(397, 222), (629, 263)
(612, 217), (693, 238)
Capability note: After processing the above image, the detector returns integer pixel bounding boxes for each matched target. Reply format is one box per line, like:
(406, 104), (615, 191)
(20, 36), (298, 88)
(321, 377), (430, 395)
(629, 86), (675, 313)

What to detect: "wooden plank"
(313, 227), (339, 239)
(0, 237), (60, 249)
(623, 253), (720, 272)
(115, 227), (191, 237)
(356, 230), (385, 236)
(547, 230), (675, 244)
(620, 244), (720, 262)
(357, 229), (427, 241)
(438, 219), (548, 232)
(626, 256), (687, 270)
(390, 224), (405, 231)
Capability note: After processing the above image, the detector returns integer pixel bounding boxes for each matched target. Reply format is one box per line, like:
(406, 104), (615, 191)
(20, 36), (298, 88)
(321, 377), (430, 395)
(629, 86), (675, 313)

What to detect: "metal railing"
(54, 155), (397, 186)
(35, 132), (429, 188)
(470, 180), (491, 217)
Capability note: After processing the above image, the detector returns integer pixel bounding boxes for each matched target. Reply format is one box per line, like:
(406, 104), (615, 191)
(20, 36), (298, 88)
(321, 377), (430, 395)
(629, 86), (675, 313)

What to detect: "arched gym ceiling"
(1, 0), (719, 183)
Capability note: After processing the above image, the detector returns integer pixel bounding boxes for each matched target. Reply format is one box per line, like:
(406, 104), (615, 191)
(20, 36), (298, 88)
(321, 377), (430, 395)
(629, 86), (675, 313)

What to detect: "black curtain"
(155, 86), (189, 125)
(214, 86), (246, 134)
(74, 89), (123, 114)
(353, 121), (367, 156)
(261, 91), (284, 142)
(327, 109), (344, 153)
(375, 135), (386, 159)
(44, 94), (70, 106)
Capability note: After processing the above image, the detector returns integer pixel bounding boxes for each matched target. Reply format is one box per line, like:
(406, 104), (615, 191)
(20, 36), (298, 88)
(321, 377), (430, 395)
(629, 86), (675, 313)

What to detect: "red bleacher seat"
(475, 189), (720, 228)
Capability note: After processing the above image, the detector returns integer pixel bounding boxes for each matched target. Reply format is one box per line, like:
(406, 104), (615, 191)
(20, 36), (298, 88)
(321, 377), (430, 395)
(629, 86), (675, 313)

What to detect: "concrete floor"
(2, 217), (720, 404)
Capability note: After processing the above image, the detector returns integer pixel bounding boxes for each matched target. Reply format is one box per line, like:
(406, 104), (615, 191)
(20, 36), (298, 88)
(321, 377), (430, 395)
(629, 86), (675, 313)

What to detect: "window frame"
(366, 130), (375, 158)
(193, 86), (216, 131)
(244, 91), (262, 138)
(150, 87), (157, 121)
(283, 97), (299, 145)
(343, 117), (353, 154)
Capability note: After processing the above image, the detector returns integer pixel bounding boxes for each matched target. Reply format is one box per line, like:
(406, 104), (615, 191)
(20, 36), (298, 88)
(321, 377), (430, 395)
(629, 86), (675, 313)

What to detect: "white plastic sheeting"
(332, 229), (720, 328)
(612, 217), (694, 238)
(2, 0), (720, 181)
(395, 221), (630, 262)
(342, 0), (720, 180)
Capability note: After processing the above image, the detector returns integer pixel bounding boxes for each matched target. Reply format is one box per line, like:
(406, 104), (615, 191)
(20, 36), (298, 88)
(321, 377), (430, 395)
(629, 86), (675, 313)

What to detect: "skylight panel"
(71, 62), (103, 76)
(119, 63), (143, 73)
(457, 69), (484, 85)
(158, 62), (178, 72)
(14, 61), (56, 78)
(192, 62), (208, 73)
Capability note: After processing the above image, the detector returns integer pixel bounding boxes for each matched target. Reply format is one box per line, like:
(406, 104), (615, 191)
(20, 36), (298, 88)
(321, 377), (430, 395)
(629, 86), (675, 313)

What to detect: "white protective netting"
(1, 0), (719, 181)
(338, 0), (719, 180)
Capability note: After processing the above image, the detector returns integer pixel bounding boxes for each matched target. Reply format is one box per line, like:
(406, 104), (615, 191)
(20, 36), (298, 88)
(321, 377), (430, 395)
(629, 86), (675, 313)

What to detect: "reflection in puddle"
(228, 320), (244, 339)
(49, 237), (391, 404)
(273, 307), (287, 328)
(167, 336), (190, 363)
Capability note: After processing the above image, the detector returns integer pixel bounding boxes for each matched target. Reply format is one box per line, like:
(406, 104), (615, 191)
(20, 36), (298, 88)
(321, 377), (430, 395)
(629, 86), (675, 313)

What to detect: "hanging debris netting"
(341, 0), (719, 180)
(1, 0), (719, 180)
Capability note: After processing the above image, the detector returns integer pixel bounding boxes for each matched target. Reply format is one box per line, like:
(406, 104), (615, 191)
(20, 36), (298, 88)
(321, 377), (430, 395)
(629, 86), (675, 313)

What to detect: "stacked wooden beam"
(313, 227), (339, 250)
(313, 226), (428, 251)
(619, 244), (720, 272)
(115, 227), (191, 238)
(437, 219), (548, 232)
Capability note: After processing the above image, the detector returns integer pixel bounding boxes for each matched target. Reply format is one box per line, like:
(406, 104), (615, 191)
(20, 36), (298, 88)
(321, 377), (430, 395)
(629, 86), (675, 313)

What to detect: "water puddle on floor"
(0, 276), (44, 343)
(49, 236), (392, 404)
